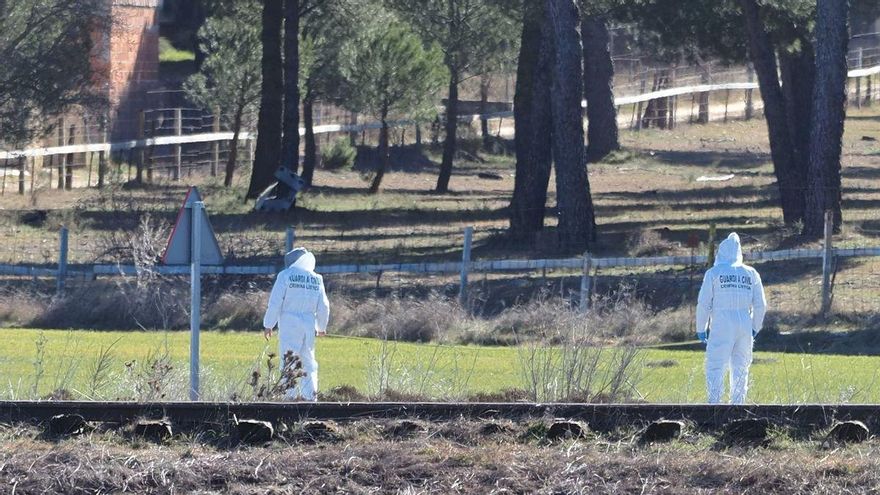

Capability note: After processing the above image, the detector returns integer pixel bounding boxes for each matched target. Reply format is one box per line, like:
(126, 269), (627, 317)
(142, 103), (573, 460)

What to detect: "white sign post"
(190, 201), (203, 401)
(161, 186), (223, 402)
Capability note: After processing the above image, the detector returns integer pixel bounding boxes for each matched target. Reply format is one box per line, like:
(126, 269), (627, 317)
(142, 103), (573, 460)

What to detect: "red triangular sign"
(161, 186), (224, 265)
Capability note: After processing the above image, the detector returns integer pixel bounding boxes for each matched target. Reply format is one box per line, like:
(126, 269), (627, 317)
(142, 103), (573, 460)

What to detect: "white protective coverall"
(263, 248), (330, 400)
(696, 233), (767, 404)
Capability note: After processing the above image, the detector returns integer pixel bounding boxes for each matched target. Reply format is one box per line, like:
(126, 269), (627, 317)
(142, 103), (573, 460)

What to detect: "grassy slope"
(3, 329), (880, 403)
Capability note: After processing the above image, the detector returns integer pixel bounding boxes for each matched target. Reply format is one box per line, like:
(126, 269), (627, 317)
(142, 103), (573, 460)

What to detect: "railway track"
(2, 401), (879, 432)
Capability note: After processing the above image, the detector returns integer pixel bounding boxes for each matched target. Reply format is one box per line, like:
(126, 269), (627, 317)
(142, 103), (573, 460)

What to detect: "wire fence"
(2, 43), (878, 193)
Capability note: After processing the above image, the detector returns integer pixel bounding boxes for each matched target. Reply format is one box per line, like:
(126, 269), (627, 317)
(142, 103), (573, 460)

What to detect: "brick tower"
(93, 0), (162, 139)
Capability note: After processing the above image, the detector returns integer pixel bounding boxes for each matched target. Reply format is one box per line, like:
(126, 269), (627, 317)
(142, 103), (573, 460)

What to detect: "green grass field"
(2, 329), (879, 404)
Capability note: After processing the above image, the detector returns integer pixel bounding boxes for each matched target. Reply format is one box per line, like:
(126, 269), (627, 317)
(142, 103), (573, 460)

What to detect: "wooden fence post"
(635, 76), (647, 131)
(745, 65), (755, 120)
(136, 110), (145, 183)
(64, 122), (75, 190)
(174, 108), (182, 180)
(17, 156), (25, 195)
(459, 226), (473, 306)
(1, 159), (6, 195)
(707, 223), (716, 266)
(30, 157), (36, 194)
(579, 252), (593, 312)
(821, 210), (834, 318)
(97, 120), (107, 188)
(211, 107), (220, 177)
(57, 226), (69, 295)
(285, 226), (296, 252)
(57, 119), (65, 189)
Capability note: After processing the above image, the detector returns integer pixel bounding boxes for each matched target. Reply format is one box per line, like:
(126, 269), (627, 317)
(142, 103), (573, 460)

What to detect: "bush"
(322, 138), (356, 171)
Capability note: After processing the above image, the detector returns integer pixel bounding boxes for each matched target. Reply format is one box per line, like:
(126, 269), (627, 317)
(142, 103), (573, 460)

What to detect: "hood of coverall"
(284, 248), (317, 271)
(715, 233), (744, 266)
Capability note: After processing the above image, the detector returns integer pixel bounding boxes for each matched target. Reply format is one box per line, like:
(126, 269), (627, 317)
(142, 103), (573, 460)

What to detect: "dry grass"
(3, 420), (880, 493)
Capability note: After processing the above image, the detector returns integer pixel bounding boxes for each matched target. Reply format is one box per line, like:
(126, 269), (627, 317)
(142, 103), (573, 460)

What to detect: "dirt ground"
(3, 419), (880, 494)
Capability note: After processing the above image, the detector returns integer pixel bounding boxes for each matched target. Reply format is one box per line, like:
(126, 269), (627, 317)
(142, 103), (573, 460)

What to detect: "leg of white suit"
(279, 327), (318, 401)
(729, 327), (753, 404)
(705, 325), (735, 404)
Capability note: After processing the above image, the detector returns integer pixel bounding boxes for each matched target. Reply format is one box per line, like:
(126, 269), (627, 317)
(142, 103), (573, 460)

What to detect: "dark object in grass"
(477, 172), (504, 180)
(480, 421), (514, 436)
(639, 420), (684, 443)
(386, 420), (426, 438)
(19, 210), (48, 227)
(862, 136), (877, 141)
(546, 420), (588, 440)
(722, 418), (769, 444)
(294, 420), (339, 444)
(49, 414), (88, 436)
(828, 421), (869, 444)
(235, 419), (274, 443)
(133, 419), (172, 441)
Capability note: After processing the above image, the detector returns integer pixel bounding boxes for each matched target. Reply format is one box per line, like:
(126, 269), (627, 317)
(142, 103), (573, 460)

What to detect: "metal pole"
(821, 210), (834, 318)
(57, 226), (69, 294)
(458, 226), (473, 306)
(285, 226), (296, 252)
(190, 201), (203, 401)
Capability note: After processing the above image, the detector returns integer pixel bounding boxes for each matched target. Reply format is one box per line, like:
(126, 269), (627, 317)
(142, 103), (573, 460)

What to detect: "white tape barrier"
(1, 63), (878, 160)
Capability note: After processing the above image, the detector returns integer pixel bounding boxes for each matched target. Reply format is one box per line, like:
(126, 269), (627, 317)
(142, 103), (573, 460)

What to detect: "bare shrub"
(105, 215), (188, 330)
(332, 293), (475, 343)
(626, 229), (668, 257)
(204, 291), (268, 330)
(517, 327), (645, 403)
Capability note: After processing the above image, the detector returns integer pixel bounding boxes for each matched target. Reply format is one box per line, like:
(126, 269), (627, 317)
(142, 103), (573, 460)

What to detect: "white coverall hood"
(715, 233), (743, 266)
(284, 247), (316, 271)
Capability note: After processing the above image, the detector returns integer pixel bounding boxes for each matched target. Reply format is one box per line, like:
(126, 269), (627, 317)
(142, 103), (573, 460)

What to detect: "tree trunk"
(581, 15), (619, 163)
(301, 92), (317, 186)
(739, 0), (805, 224)
(779, 41), (815, 175)
(548, 0), (595, 249)
(804, 0), (849, 236)
(480, 74), (491, 149)
(281, 0), (300, 174)
(246, 0), (284, 199)
(225, 103), (245, 187)
(370, 115), (389, 194)
(509, 1), (554, 239)
(436, 71), (459, 192)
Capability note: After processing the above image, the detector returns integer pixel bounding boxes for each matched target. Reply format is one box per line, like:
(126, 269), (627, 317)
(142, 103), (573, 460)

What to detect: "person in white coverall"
(263, 247), (330, 401)
(696, 233), (767, 404)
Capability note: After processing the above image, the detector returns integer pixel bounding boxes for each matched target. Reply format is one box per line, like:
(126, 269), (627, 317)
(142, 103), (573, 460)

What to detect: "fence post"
(64, 123), (75, 190)
(57, 119), (65, 189)
(136, 110), (145, 183)
(459, 226), (473, 306)
(579, 251), (593, 312)
(97, 120), (107, 188)
(211, 107), (220, 177)
(745, 65), (755, 120)
(174, 108), (182, 181)
(635, 76), (646, 131)
(707, 223), (716, 266)
(821, 210), (834, 318)
(56, 226), (69, 295)
(285, 226), (296, 252)
(17, 156), (25, 195)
